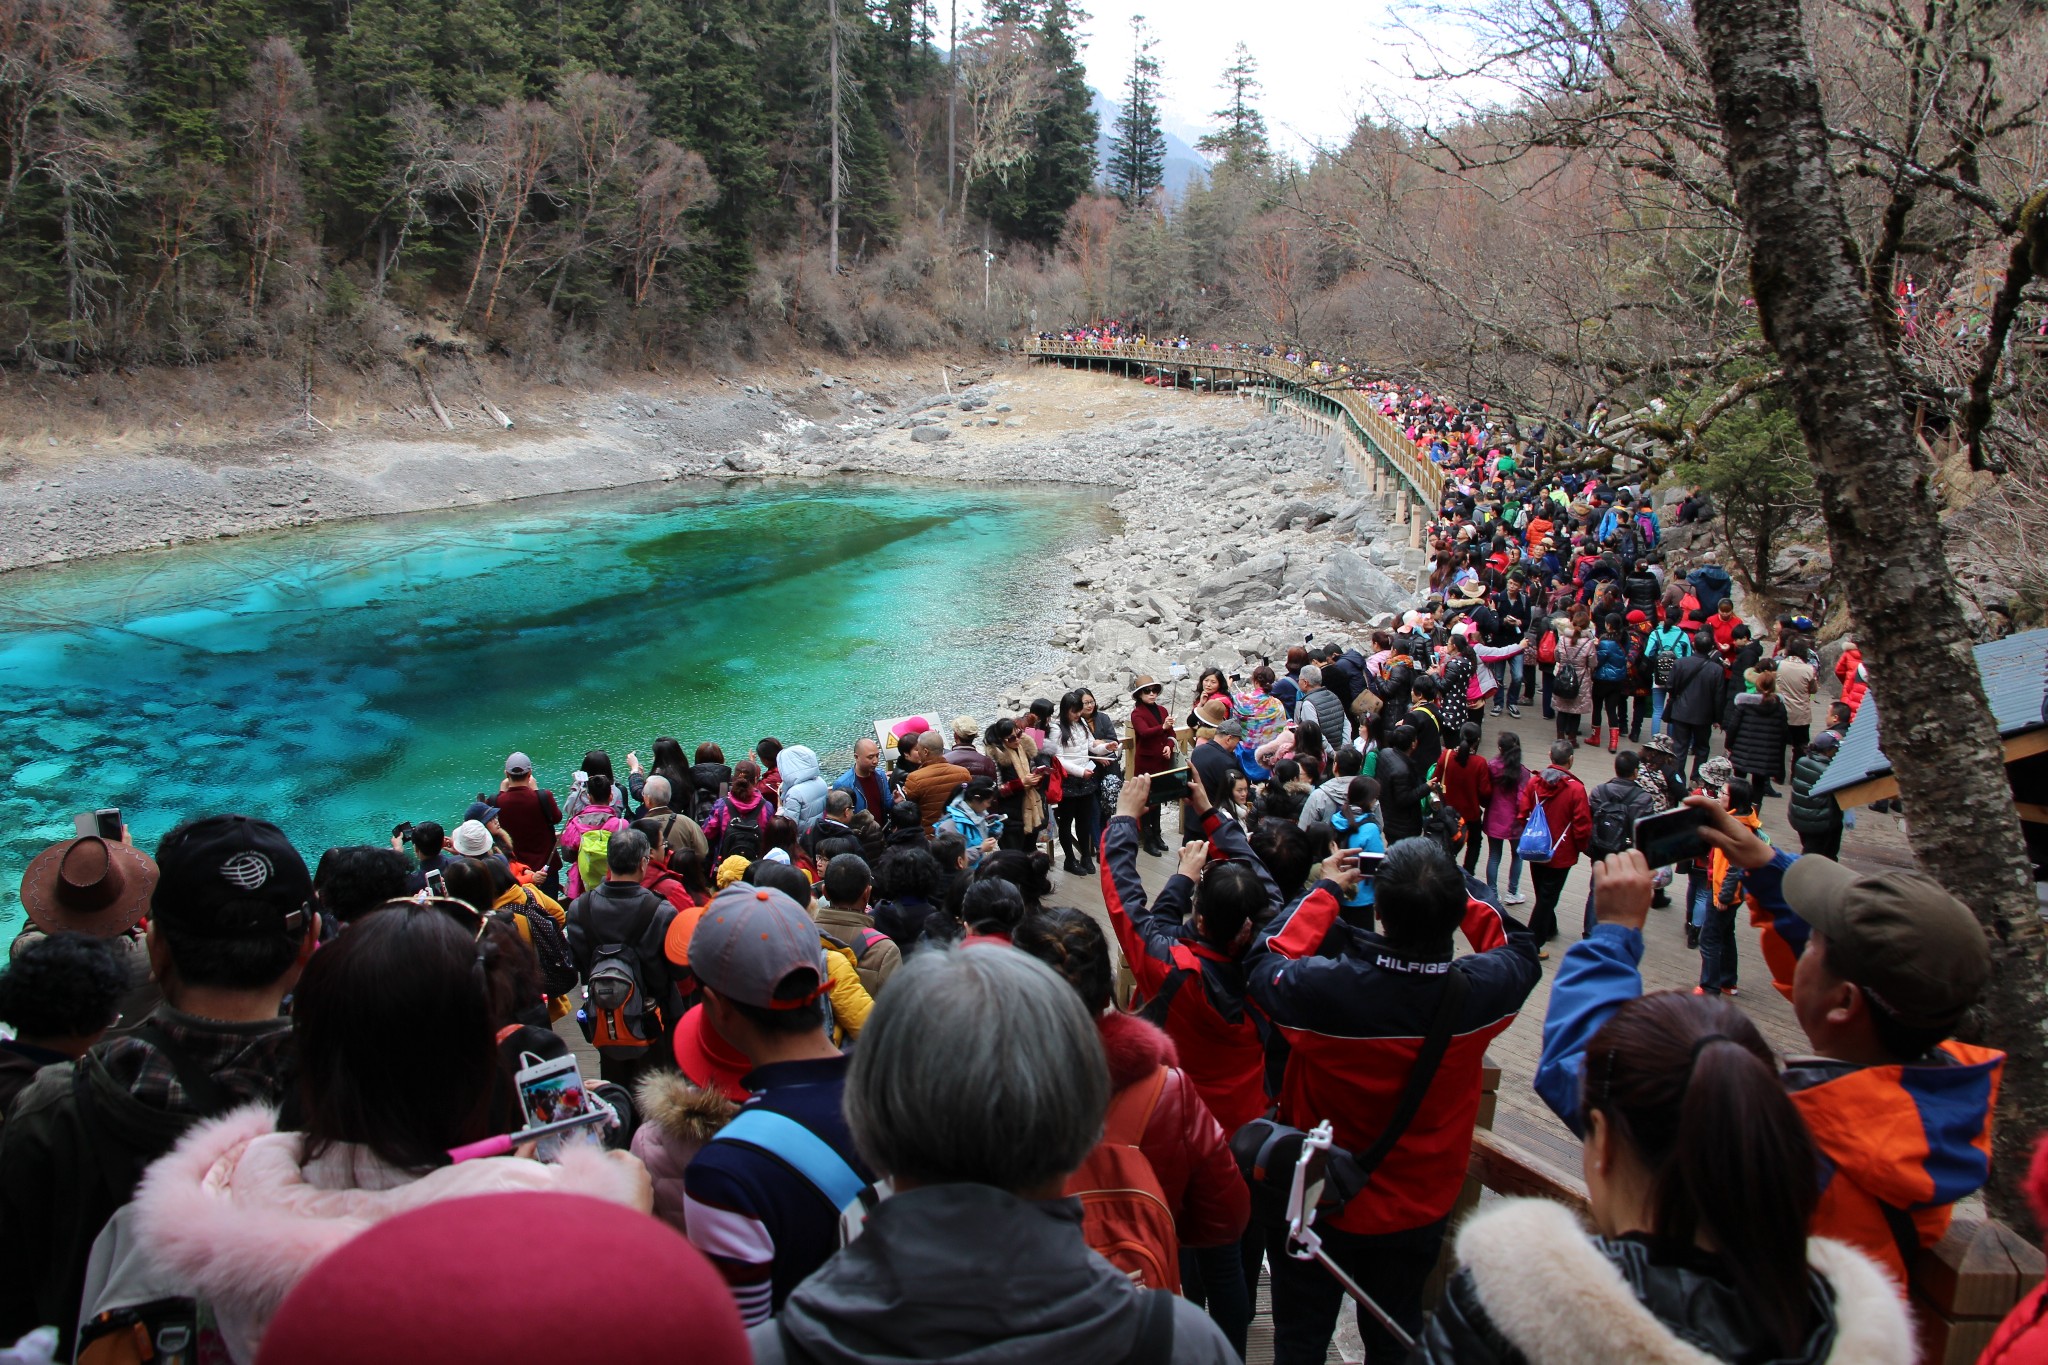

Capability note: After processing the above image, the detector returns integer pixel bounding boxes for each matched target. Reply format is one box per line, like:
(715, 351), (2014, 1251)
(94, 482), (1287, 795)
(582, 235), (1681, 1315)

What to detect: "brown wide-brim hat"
(19, 835), (158, 937)
(1195, 698), (1231, 728)
(1129, 675), (1163, 698)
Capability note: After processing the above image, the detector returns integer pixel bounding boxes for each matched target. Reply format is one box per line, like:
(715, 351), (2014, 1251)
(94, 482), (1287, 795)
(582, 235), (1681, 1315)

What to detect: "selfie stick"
(1284, 1122), (1417, 1352)
(446, 1098), (617, 1163)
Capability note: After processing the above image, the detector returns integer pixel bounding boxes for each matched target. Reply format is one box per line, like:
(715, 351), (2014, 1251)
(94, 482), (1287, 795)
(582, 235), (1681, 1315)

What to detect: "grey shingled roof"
(1812, 627), (2048, 799)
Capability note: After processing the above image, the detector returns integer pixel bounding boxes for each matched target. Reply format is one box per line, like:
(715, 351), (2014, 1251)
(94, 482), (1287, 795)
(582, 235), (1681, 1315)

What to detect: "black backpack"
(720, 805), (762, 860)
(1551, 659), (1583, 700)
(1588, 789), (1634, 857)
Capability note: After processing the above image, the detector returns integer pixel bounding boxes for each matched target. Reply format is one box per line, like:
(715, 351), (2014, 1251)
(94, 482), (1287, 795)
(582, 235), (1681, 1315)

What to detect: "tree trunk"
(1694, 0), (2046, 1225)
(828, 0), (841, 276)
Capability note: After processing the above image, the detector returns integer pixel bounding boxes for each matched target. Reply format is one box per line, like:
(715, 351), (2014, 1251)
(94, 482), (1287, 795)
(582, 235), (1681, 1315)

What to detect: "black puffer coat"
(1724, 692), (1789, 781)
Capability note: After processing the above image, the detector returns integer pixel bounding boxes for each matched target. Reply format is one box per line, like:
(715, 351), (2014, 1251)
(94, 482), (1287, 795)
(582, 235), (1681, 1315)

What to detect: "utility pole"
(828, 0), (841, 274)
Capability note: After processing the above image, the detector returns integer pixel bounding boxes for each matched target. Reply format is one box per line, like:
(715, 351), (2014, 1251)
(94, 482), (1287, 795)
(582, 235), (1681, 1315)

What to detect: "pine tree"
(1196, 42), (1271, 176)
(622, 0), (772, 309)
(1104, 15), (1164, 209)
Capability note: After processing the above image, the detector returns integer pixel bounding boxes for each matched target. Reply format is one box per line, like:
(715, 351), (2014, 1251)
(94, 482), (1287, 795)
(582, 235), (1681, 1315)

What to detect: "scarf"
(1001, 736), (1046, 834)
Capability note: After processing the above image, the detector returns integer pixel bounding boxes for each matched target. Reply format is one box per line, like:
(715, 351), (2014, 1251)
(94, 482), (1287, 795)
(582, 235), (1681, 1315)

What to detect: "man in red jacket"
(1515, 738), (1593, 949)
(1247, 838), (1540, 1363)
(1102, 770), (1275, 1351)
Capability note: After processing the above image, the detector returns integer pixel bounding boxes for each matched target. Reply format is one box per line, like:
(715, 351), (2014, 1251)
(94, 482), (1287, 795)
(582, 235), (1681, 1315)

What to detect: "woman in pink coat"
(107, 906), (649, 1363)
(1482, 731), (1535, 906)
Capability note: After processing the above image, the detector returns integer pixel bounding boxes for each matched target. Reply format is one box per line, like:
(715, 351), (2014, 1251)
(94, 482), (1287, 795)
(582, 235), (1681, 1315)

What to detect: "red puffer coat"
(1096, 1011), (1250, 1249)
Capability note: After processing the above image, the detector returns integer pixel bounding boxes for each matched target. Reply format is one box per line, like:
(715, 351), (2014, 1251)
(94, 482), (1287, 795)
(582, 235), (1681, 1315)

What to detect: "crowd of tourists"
(0, 335), (2032, 1363)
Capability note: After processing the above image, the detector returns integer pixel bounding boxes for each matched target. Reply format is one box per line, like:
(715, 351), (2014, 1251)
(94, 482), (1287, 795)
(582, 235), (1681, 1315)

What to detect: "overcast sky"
(1059, 0), (1467, 158)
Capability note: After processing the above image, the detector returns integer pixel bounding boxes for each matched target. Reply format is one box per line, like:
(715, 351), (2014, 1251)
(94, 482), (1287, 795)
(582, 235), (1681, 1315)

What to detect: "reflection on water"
(0, 478), (1107, 935)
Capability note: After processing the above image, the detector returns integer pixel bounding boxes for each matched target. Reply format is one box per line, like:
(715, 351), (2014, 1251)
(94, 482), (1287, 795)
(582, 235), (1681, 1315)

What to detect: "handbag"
(1231, 966), (1469, 1228)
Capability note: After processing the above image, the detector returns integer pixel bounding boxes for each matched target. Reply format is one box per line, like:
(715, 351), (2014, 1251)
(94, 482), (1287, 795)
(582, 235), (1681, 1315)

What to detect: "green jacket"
(1787, 750), (1844, 835)
(0, 1008), (291, 1354)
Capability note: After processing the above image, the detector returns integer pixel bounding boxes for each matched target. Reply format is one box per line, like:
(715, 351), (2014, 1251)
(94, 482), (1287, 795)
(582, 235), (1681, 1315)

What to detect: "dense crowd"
(0, 342), (2036, 1365)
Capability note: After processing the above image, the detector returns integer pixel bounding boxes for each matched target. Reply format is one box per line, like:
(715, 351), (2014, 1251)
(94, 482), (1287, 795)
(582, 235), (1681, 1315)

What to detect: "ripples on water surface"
(0, 478), (1109, 935)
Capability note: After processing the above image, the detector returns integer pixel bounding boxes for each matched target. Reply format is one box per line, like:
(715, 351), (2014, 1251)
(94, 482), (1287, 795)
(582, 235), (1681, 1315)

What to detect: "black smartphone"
(393, 821), (415, 844)
(1634, 805), (1712, 868)
(94, 808), (122, 839)
(1149, 766), (1193, 804)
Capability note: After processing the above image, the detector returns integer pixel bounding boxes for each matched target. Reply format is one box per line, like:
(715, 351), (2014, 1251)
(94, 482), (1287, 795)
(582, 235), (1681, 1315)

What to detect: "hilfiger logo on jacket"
(1374, 955), (1455, 975)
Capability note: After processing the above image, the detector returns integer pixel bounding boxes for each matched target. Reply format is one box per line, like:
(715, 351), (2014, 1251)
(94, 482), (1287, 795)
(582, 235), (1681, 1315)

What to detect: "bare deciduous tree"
(456, 98), (558, 331)
(954, 21), (1049, 218)
(628, 138), (713, 306)
(1695, 0), (2046, 1226)
(224, 36), (308, 313)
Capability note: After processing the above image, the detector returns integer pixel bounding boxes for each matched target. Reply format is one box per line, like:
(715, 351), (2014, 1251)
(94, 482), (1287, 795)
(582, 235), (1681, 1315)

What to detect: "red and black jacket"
(1245, 880), (1540, 1235)
(1100, 809), (1275, 1136)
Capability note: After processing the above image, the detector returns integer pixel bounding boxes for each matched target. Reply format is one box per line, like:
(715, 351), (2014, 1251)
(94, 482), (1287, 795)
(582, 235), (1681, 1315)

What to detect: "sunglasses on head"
(375, 894), (489, 939)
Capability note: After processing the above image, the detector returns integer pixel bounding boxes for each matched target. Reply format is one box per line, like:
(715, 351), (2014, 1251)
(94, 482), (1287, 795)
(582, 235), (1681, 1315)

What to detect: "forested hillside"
(0, 0), (1099, 370)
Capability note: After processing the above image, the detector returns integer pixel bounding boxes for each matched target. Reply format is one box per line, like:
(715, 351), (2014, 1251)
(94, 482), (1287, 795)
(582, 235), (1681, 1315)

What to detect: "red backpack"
(1063, 1067), (1181, 1292)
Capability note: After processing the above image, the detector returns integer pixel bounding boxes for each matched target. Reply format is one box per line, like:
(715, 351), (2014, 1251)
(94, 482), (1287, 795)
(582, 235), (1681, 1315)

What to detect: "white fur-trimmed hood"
(1451, 1197), (1915, 1365)
(131, 1105), (649, 1348)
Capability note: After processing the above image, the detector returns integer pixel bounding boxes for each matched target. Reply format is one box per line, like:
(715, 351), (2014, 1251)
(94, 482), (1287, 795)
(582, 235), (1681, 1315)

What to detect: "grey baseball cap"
(1783, 857), (1989, 1030)
(505, 751), (533, 776)
(689, 884), (828, 1011)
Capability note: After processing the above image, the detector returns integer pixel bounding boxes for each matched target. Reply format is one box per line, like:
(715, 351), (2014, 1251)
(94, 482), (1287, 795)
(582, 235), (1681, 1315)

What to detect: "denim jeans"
(1180, 1235), (1255, 1359)
(1700, 905), (1739, 991)
(1688, 867), (1710, 927)
(1490, 655), (1524, 710)
(1650, 686), (1669, 735)
(1485, 836), (1524, 896)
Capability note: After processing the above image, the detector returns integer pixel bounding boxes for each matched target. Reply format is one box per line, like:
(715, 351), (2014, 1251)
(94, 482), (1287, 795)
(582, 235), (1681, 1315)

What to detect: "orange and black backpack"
(578, 901), (664, 1058)
(1063, 1066), (1180, 1292)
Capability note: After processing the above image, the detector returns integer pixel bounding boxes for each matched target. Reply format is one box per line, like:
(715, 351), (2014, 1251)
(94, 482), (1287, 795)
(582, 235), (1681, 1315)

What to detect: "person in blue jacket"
(1536, 798), (2001, 1287)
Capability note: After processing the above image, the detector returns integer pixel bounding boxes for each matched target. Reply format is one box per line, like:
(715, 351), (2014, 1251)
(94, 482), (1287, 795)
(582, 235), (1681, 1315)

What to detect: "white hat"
(451, 820), (494, 857)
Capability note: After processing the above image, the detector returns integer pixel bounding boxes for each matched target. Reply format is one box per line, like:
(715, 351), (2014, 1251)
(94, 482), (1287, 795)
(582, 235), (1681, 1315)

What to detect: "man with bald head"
(901, 731), (971, 835)
(830, 738), (899, 820)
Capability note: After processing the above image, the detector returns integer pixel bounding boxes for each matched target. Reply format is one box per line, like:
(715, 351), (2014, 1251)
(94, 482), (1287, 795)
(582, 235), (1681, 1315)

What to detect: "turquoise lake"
(0, 478), (1109, 935)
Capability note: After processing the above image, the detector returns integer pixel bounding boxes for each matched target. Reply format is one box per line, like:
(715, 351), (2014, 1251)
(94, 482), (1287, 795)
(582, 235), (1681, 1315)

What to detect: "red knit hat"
(256, 1193), (748, 1364)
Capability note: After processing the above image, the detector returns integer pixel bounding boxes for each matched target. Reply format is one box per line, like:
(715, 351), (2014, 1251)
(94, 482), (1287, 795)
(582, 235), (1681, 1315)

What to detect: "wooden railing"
(1023, 338), (1447, 509)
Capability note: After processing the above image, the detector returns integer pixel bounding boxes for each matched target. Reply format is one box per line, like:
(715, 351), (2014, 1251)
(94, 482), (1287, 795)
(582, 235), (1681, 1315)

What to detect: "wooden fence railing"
(1023, 339), (1447, 510)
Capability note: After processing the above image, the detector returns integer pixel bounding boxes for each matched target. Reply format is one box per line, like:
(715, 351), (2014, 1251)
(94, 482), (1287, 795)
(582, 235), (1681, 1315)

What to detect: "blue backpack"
(1518, 800), (1561, 861)
(1330, 808), (1385, 908)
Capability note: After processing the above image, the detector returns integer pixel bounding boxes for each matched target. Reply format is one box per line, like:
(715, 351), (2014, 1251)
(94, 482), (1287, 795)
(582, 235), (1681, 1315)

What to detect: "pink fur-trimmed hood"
(130, 1105), (649, 1358)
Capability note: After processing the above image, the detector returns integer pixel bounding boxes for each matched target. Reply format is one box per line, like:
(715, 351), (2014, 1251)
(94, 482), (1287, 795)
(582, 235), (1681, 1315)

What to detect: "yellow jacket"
(821, 937), (873, 1044)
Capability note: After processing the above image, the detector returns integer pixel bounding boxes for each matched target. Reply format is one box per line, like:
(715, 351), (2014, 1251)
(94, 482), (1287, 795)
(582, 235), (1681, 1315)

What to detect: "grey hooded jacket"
(748, 1183), (1236, 1365)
